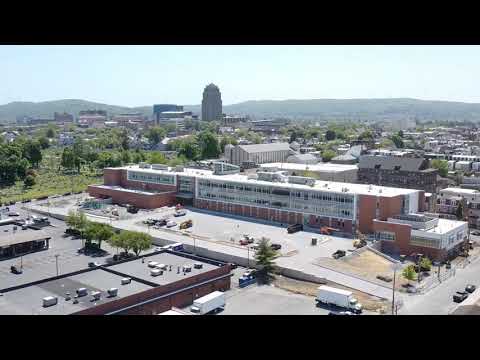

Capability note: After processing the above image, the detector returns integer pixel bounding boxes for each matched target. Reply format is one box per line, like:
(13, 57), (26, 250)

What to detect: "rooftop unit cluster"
(42, 284), (122, 308)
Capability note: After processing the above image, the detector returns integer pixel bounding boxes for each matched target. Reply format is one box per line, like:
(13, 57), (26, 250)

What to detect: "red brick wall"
(418, 191), (426, 212)
(104, 168), (123, 186)
(88, 185), (177, 209)
(378, 195), (403, 221)
(74, 265), (231, 315)
(358, 195), (377, 234)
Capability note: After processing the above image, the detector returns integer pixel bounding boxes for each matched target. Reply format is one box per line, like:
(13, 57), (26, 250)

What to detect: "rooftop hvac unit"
(156, 264), (167, 270)
(151, 269), (163, 277)
(121, 278), (131, 285)
(107, 288), (118, 297)
(73, 297), (79, 304)
(193, 262), (203, 269)
(151, 164), (169, 170)
(148, 261), (159, 268)
(76, 288), (88, 297)
(43, 296), (58, 307)
(183, 265), (192, 272)
(91, 291), (101, 301)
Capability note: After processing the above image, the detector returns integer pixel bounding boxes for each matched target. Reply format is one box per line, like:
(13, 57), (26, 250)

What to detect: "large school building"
(88, 163), (468, 260)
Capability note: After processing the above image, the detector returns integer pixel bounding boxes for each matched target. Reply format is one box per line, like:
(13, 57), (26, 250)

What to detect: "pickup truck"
(332, 250), (346, 259)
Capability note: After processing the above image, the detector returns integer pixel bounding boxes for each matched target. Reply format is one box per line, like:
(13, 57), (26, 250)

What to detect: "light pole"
(193, 236), (196, 255)
(391, 262), (402, 315)
(247, 245), (250, 269)
(55, 254), (59, 276)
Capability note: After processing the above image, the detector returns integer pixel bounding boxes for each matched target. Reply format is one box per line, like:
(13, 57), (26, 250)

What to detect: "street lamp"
(247, 245), (250, 268)
(391, 262), (402, 315)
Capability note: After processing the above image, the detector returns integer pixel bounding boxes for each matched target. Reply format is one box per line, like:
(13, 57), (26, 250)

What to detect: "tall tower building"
(201, 83), (222, 121)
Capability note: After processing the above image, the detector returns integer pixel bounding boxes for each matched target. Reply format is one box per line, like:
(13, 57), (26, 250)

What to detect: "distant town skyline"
(2, 45), (480, 107)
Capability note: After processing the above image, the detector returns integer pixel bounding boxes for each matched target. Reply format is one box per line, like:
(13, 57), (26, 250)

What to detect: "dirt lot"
(273, 275), (389, 313)
(315, 249), (408, 289)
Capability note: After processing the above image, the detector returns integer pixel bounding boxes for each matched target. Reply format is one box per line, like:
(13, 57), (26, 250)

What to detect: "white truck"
(190, 291), (226, 315)
(315, 285), (363, 314)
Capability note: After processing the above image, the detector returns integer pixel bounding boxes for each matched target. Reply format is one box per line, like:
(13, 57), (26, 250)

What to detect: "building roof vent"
(76, 288), (88, 297)
(91, 291), (101, 301)
(107, 288), (118, 297)
(121, 278), (131, 285)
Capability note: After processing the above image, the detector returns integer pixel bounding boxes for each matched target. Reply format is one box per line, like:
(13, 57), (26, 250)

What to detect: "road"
(399, 253), (480, 315)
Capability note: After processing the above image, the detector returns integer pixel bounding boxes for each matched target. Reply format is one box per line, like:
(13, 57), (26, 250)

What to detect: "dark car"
(453, 291), (469, 303)
(9, 201), (16, 205)
(10, 265), (22, 274)
(332, 250), (346, 259)
(471, 231), (480, 236)
(270, 243), (282, 251)
(287, 223), (303, 234)
(155, 219), (167, 227)
(465, 284), (476, 293)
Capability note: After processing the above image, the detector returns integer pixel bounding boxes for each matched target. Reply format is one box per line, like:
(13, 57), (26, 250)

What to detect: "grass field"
(0, 148), (102, 204)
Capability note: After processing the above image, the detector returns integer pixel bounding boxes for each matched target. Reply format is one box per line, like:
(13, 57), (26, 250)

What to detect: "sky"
(1, 45), (480, 107)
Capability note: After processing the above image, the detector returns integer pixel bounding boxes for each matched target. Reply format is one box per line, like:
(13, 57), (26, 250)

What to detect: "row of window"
(410, 236), (441, 249)
(127, 171), (175, 185)
(376, 231), (396, 241)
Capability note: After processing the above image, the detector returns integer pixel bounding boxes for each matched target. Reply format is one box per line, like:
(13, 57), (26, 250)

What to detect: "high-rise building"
(153, 104), (183, 123)
(201, 83), (222, 121)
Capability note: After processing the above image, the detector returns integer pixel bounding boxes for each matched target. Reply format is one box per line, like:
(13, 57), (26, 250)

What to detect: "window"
(410, 236), (440, 249)
(376, 231), (395, 241)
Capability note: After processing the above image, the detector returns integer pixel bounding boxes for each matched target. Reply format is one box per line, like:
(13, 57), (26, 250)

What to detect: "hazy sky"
(1, 45), (480, 107)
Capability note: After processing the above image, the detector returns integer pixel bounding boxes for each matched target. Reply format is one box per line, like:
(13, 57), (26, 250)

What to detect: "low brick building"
(358, 155), (438, 193)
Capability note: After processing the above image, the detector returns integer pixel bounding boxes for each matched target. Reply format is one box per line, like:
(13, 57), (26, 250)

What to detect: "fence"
(416, 266), (456, 293)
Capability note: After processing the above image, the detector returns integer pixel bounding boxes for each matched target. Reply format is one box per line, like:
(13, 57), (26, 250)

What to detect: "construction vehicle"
(180, 219), (193, 230)
(320, 226), (338, 235)
(353, 238), (367, 248)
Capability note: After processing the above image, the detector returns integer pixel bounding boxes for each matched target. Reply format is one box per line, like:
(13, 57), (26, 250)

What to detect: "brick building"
(358, 155), (438, 193)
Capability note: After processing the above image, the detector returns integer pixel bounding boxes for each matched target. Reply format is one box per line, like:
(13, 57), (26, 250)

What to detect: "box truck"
(315, 285), (363, 314)
(190, 291), (226, 315)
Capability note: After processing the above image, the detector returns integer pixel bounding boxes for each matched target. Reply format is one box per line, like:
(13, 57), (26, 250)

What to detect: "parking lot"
(0, 205), (118, 290)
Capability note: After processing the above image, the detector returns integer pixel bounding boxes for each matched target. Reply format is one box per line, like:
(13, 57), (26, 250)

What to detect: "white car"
(166, 221), (177, 228)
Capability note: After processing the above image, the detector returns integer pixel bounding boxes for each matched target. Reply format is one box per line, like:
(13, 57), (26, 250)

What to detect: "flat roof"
(425, 218), (467, 234)
(0, 227), (50, 247)
(260, 162), (358, 173)
(90, 184), (174, 196)
(0, 269), (152, 315)
(110, 165), (418, 197)
(441, 187), (479, 195)
(107, 252), (218, 286)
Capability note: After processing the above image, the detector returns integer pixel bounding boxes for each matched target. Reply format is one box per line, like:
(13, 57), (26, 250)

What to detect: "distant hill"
(0, 99), (151, 123)
(3, 98), (480, 123)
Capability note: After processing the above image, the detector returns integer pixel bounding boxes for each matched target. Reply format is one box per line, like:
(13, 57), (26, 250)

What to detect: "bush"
(24, 175), (36, 187)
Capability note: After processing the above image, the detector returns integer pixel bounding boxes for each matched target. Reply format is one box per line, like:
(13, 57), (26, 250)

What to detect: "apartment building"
(438, 187), (480, 228)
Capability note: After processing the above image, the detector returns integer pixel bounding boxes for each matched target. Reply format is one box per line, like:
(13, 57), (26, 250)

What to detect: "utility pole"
(391, 262), (402, 315)
(55, 254), (59, 276)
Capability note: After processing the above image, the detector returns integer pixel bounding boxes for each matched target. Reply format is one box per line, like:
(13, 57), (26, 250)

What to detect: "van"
(287, 223), (303, 234)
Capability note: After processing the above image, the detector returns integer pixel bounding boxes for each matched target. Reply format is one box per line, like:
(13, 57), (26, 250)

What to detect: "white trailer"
(315, 285), (363, 313)
(190, 291), (226, 315)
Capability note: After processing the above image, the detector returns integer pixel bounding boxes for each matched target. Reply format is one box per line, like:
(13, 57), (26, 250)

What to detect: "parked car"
(8, 212), (20, 217)
(174, 210), (186, 217)
(243, 269), (256, 278)
(166, 220), (177, 228)
(332, 250), (346, 259)
(471, 231), (480, 236)
(453, 291), (469, 303)
(270, 243), (282, 251)
(10, 265), (22, 274)
(239, 238), (250, 246)
(465, 284), (476, 293)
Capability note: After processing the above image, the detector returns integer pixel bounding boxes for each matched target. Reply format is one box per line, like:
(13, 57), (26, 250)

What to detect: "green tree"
(66, 210), (89, 240)
(108, 230), (134, 255)
(178, 139), (200, 160)
(321, 149), (337, 162)
(61, 147), (76, 171)
(46, 126), (56, 138)
(38, 136), (50, 149)
(198, 131), (220, 159)
(402, 264), (417, 284)
(120, 130), (129, 151)
(84, 222), (114, 249)
(431, 159), (448, 177)
(254, 237), (279, 284)
(23, 140), (42, 168)
(146, 127), (166, 145)
(149, 151), (168, 164)
(419, 257), (432, 272)
(325, 129), (336, 141)
(358, 130), (374, 141)
(390, 134), (404, 148)
(24, 174), (36, 187)
(128, 231), (153, 256)
(398, 130), (404, 138)
(121, 150), (132, 165)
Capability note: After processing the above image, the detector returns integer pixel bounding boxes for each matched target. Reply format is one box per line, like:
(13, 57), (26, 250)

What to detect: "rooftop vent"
(193, 262), (203, 269)
(148, 261), (159, 268)
(76, 288), (88, 297)
(183, 265), (192, 273)
(151, 269), (163, 277)
(156, 263), (167, 270)
(43, 296), (58, 308)
(91, 291), (101, 301)
(107, 288), (118, 297)
(121, 278), (131, 285)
